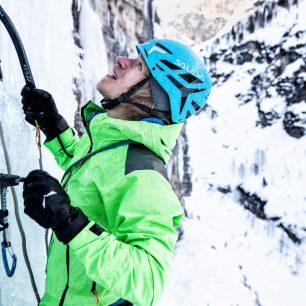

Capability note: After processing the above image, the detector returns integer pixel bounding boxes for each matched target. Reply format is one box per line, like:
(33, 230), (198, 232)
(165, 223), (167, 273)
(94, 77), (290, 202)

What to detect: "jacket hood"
(82, 101), (183, 163)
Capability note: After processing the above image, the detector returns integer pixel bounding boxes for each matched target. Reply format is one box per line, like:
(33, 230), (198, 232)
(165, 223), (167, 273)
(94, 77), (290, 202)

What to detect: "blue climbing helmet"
(136, 39), (212, 123)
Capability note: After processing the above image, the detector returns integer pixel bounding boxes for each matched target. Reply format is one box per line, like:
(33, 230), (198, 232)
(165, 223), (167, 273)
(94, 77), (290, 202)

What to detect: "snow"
(158, 1), (306, 306)
(158, 190), (306, 306)
(281, 58), (305, 78)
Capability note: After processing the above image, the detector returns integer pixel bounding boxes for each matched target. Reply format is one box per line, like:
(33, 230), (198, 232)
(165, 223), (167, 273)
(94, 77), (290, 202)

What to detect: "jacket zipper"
(45, 234), (54, 274)
(91, 281), (100, 304)
(75, 110), (94, 166)
(61, 114), (94, 189)
(58, 112), (95, 306)
(81, 108), (94, 153)
(58, 246), (70, 306)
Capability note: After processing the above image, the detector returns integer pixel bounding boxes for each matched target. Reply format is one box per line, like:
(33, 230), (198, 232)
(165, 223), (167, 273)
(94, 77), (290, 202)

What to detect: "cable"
(0, 121), (41, 303)
(34, 120), (49, 257)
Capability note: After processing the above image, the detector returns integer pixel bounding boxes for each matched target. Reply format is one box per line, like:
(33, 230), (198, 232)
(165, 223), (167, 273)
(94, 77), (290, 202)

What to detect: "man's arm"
(44, 128), (79, 170)
(21, 86), (79, 170)
(22, 169), (184, 305)
(69, 171), (184, 305)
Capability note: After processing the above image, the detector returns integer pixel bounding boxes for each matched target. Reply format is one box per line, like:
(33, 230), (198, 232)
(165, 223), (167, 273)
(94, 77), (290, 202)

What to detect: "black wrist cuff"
(54, 208), (89, 244)
(45, 116), (69, 140)
(89, 223), (105, 236)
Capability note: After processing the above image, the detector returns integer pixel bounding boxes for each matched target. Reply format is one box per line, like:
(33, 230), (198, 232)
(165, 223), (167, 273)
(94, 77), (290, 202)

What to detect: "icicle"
(77, 0), (82, 12)
(231, 26), (236, 42)
(247, 15), (255, 33)
(247, 210), (256, 228)
(265, 2), (273, 22)
(292, 246), (303, 275)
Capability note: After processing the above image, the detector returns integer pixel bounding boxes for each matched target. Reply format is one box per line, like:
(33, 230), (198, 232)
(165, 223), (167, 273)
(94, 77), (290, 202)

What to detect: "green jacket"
(41, 101), (184, 306)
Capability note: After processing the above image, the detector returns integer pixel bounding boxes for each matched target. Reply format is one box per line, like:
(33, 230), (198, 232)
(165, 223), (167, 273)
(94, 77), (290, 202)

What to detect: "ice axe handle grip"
(0, 174), (25, 187)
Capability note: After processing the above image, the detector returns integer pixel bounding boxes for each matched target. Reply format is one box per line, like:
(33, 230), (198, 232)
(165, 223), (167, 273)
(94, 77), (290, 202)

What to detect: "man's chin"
(96, 79), (107, 95)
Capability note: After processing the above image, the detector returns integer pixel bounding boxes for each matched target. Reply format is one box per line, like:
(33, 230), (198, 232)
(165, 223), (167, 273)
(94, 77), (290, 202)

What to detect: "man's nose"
(116, 56), (133, 69)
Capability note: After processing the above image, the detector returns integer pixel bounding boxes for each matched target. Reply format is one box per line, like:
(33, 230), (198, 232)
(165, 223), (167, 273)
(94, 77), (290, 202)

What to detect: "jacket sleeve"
(44, 128), (79, 170)
(68, 170), (184, 306)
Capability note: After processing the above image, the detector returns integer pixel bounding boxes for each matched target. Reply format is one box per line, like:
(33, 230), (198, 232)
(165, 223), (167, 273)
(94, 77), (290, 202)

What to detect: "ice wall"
(0, 1), (107, 305)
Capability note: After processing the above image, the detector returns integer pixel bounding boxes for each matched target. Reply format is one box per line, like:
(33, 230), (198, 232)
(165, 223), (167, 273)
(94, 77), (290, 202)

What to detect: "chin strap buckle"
(100, 98), (120, 110)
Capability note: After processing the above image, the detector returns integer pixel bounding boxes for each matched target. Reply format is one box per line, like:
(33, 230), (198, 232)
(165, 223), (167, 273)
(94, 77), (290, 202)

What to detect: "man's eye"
(137, 62), (143, 70)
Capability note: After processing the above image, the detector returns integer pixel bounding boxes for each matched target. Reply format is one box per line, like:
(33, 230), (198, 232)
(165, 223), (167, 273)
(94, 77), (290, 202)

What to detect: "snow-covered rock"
(159, 1), (306, 305)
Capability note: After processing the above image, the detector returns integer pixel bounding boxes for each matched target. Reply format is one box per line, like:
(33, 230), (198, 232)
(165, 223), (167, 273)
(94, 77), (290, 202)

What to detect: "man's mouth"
(110, 67), (118, 80)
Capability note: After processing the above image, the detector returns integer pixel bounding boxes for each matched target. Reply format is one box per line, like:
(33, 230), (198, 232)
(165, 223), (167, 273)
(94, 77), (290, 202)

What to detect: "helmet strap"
(100, 77), (150, 110)
(126, 100), (171, 122)
(100, 76), (171, 122)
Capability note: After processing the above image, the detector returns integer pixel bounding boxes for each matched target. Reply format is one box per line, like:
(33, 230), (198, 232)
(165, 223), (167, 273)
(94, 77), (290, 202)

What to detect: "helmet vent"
(167, 75), (206, 100)
(180, 73), (203, 84)
(160, 60), (181, 70)
(191, 101), (201, 111)
(155, 42), (173, 54)
(180, 96), (187, 113)
(167, 75), (182, 89)
(186, 111), (192, 119)
(156, 64), (165, 71)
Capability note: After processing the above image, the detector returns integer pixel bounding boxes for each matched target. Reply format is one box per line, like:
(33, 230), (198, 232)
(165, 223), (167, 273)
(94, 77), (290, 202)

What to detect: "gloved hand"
(21, 86), (69, 140)
(23, 170), (89, 244)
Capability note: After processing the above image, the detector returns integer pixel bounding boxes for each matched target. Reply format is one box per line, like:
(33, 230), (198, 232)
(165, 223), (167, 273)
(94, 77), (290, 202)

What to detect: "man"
(21, 39), (212, 306)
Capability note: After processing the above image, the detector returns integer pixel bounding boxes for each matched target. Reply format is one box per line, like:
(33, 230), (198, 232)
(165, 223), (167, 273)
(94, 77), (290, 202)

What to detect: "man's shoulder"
(125, 143), (168, 181)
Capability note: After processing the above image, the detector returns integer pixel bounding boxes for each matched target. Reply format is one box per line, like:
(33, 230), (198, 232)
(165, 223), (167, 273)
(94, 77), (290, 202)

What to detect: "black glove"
(23, 170), (89, 244)
(21, 86), (69, 140)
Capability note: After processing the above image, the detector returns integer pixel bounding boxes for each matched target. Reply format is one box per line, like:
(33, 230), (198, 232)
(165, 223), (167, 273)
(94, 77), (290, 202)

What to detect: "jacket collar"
(81, 101), (183, 163)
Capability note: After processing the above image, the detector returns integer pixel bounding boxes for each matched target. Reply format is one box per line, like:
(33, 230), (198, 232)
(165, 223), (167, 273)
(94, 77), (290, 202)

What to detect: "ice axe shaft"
(0, 5), (36, 89)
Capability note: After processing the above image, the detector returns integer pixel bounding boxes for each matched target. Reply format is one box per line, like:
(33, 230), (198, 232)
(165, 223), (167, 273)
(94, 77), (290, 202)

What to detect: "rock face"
(155, 0), (257, 45)
(204, 0), (306, 140)
(162, 12), (226, 44)
(89, 0), (155, 65)
(71, 0), (84, 135)
(70, 0), (155, 135)
(191, 0), (306, 245)
(71, 0), (155, 135)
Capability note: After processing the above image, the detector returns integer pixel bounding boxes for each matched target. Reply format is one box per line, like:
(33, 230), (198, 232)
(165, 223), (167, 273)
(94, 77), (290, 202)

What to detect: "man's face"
(97, 55), (149, 99)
